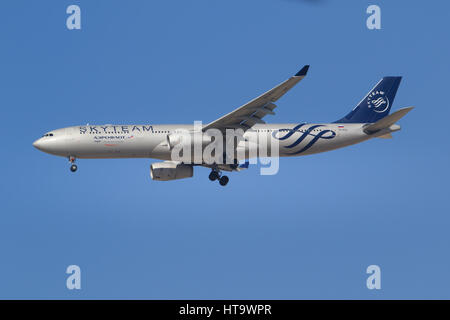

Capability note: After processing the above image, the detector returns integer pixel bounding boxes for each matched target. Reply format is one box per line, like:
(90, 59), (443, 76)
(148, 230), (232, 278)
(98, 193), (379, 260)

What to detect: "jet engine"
(150, 161), (193, 181)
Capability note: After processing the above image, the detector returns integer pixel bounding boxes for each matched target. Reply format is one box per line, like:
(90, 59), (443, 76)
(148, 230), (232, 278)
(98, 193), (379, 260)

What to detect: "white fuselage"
(33, 123), (373, 161)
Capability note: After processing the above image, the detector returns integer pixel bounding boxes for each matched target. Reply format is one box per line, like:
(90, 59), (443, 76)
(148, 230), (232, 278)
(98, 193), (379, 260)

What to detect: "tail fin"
(335, 76), (402, 123)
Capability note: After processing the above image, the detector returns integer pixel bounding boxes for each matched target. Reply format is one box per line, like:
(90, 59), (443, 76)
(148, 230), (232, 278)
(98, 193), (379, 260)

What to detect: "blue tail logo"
(335, 76), (402, 123)
(368, 91), (389, 113)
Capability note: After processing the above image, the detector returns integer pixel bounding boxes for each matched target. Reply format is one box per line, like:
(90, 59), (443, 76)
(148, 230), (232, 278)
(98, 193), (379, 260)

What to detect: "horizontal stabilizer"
(377, 133), (393, 139)
(364, 107), (414, 134)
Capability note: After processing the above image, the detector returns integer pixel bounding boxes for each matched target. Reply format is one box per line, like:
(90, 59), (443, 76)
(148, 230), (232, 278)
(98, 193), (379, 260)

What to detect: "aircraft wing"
(202, 65), (310, 132)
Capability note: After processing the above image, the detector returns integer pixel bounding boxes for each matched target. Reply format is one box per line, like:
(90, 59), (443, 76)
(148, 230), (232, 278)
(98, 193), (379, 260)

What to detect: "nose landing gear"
(69, 156), (77, 172)
(208, 169), (229, 186)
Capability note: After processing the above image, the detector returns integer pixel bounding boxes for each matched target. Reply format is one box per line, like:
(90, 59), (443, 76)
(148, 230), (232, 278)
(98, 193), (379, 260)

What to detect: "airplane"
(32, 65), (413, 186)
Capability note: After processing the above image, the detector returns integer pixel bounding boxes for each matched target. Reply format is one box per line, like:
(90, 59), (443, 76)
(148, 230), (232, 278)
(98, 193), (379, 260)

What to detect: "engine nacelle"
(150, 161), (193, 181)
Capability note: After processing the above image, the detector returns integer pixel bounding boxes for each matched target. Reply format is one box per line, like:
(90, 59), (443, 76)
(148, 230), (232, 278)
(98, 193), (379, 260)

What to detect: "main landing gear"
(208, 169), (229, 186)
(69, 156), (77, 172)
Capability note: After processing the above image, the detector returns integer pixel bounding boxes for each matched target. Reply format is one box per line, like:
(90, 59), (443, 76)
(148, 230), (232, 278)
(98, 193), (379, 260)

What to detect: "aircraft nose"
(33, 138), (44, 150)
(33, 134), (67, 155)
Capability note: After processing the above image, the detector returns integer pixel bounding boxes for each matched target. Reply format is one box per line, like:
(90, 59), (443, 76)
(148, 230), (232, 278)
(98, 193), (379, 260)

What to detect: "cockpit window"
(42, 133), (54, 137)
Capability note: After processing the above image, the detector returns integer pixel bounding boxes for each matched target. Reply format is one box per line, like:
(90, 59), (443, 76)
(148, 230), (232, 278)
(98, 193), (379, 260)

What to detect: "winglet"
(295, 65), (310, 77)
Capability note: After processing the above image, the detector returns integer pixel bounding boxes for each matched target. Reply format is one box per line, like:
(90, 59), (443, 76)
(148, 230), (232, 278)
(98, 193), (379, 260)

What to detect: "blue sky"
(1, 0), (449, 299)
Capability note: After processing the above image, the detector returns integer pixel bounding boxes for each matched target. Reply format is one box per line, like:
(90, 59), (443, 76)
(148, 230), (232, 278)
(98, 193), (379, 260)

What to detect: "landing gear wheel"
(70, 164), (78, 172)
(209, 171), (219, 181)
(219, 175), (229, 186)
